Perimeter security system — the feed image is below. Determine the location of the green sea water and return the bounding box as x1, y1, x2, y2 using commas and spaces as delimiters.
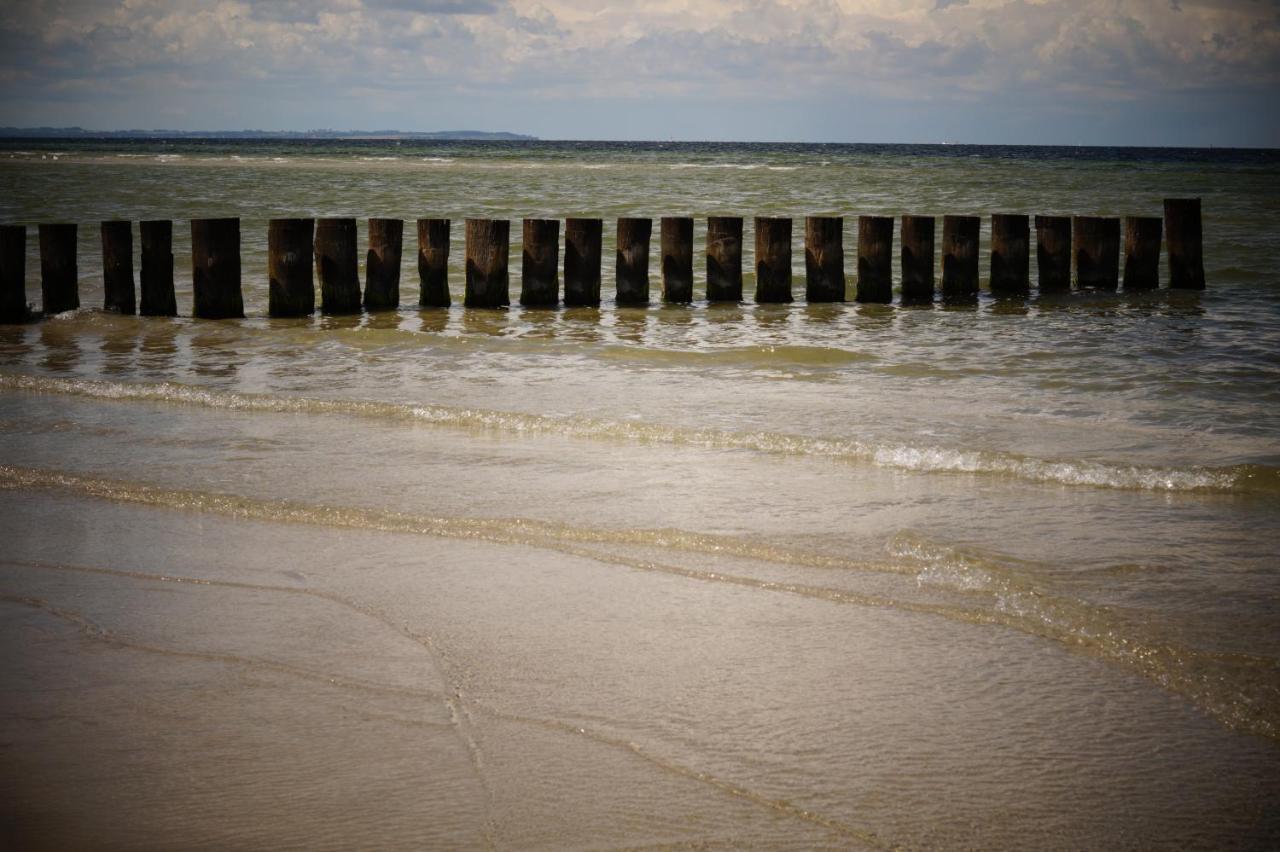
1, 139, 1278, 849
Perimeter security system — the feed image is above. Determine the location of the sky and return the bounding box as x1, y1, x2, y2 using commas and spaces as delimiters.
1, 0, 1277, 146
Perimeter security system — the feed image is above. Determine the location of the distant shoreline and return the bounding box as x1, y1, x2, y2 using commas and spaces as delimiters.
0, 127, 537, 141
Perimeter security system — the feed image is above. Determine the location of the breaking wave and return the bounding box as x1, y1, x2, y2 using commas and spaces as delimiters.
2, 373, 1276, 495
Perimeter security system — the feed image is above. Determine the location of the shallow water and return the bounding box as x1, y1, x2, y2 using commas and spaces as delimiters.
1, 140, 1278, 848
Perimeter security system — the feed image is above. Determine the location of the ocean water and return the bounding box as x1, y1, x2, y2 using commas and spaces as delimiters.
1, 139, 1279, 849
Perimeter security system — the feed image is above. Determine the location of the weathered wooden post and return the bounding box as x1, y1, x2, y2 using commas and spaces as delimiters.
805, 216, 843, 302
0, 225, 27, 323
900, 215, 935, 305
520, 218, 560, 306
191, 218, 242, 319
1164, 198, 1204, 290
139, 220, 176, 317
100, 220, 136, 315
941, 215, 979, 302
990, 214, 1030, 297
364, 218, 402, 311
268, 218, 315, 317
660, 216, 693, 303
616, 218, 652, 305
564, 218, 602, 307
754, 217, 792, 303
1035, 216, 1071, 293
464, 218, 510, 308
417, 219, 450, 307
1073, 216, 1120, 290
315, 217, 361, 314
706, 216, 743, 302
856, 216, 893, 303
39, 223, 79, 315
1123, 216, 1162, 291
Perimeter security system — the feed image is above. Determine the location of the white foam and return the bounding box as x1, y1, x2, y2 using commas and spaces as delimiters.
0, 374, 1253, 494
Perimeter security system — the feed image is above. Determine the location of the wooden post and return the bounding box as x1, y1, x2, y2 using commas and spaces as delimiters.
417, 219, 450, 308
941, 215, 979, 303
856, 216, 893, 303
805, 216, 843, 303
660, 216, 693, 304
1035, 215, 1071, 293
464, 218, 510, 308
315, 217, 361, 314
616, 218, 652, 306
900, 215, 935, 305
1164, 198, 1205, 290
564, 218, 602, 307
1073, 216, 1120, 290
706, 216, 743, 302
0, 225, 27, 323
1123, 216, 1162, 291
39, 223, 79, 315
190, 218, 242, 319
139, 220, 176, 317
520, 218, 560, 307
364, 218, 402, 311
268, 218, 315, 317
990, 214, 1030, 298
100, 220, 136, 315
754, 217, 792, 303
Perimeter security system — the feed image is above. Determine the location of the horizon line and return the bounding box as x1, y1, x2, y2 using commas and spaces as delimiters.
0, 129, 1276, 151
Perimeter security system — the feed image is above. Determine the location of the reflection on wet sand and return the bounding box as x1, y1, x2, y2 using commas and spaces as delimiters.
459, 307, 513, 338
189, 324, 244, 379
612, 307, 650, 344
415, 308, 451, 335
137, 320, 180, 374
98, 318, 139, 376
38, 321, 81, 373
0, 325, 33, 367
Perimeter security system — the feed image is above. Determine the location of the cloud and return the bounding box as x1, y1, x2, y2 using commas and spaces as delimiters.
361, 0, 503, 13
0, 0, 1276, 143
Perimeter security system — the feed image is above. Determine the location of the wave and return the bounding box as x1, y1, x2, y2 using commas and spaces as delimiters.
3, 373, 1274, 495
883, 532, 1280, 743
669, 163, 763, 170
0, 462, 898, 576
599, 344, 881, 369
2, 465, 1275, 743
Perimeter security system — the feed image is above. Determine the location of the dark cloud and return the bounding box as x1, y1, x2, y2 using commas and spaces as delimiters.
863, 29, 991, 79
246, 0, 501, 21
247, 2, 321, 23
361, 0, 502, 13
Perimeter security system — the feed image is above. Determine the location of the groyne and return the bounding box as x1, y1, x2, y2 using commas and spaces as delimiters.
0, 200, 1205, 323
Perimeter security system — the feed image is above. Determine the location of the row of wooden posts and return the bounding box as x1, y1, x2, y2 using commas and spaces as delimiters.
0, 199, 1205, 323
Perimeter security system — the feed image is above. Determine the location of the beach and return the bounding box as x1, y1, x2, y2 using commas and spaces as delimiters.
1, 140, 1278, 848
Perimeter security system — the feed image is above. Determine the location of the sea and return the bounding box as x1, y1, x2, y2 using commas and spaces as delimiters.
1, 139, 1278, 849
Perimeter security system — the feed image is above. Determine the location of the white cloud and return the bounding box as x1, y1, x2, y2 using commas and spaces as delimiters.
0, 0, 1276, 142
